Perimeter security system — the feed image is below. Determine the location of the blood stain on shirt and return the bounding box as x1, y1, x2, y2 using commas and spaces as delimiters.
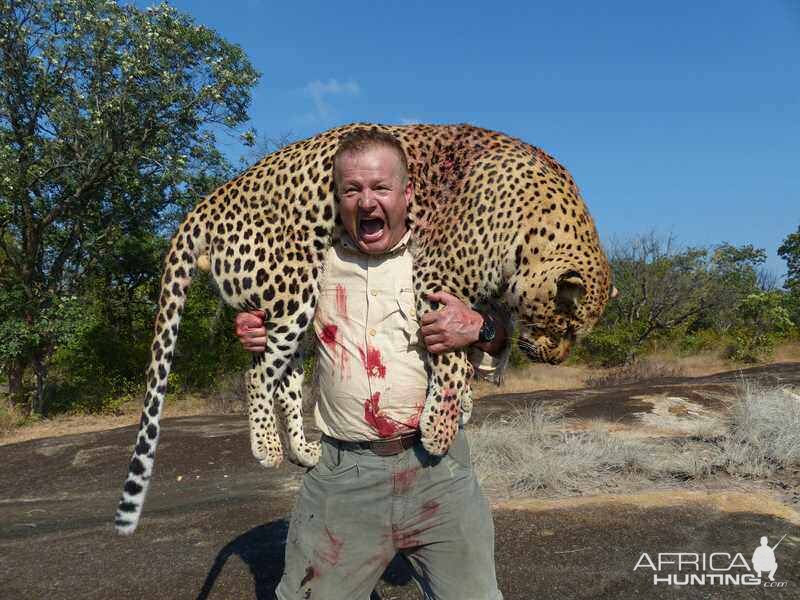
403, 401, 424, 429
319, 323, 350, 378
364, 392, 400, 437
335, 284, 348, 319
320, 324, 338, 349
359, 345, 387, 378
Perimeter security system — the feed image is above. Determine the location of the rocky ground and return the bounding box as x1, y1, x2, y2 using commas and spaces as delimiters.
1, 363, 799, 599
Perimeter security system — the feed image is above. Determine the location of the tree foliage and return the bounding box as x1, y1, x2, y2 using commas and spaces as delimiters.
778, 224, 800, 291
576, 232, 788, 366
0, 0, 259, 412
778, 224, 800, 326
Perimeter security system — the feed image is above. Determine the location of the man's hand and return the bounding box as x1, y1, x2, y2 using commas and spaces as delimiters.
420, 292, 483, 354
235, 310, 267, 353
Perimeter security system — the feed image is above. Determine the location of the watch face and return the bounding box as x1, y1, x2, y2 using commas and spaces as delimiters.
479, 316, 496, 343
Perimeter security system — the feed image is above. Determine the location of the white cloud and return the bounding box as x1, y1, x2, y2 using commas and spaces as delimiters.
303, 78, 361, 120
399, 117, 422, 125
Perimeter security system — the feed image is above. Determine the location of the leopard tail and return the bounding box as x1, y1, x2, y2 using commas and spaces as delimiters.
114, 224, 204, 535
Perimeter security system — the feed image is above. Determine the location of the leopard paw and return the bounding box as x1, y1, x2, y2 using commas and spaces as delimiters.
287, 440, 321, 467
251, 433, 284, 468
420, 385, 461, 456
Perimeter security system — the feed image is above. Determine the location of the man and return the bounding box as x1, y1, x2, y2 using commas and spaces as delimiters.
235, 129, 508, 600
752, 536, 778, 582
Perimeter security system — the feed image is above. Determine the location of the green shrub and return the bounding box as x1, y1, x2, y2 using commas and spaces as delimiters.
677, 328, 724, 355
724, 332, 779, 364
722, 292, 795, 363
574, 326, 638, 367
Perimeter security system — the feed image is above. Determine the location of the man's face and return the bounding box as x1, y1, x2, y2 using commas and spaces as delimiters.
335, 145, 412, 254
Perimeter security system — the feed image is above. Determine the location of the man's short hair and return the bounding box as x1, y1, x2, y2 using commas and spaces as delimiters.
333, 128, 409, 187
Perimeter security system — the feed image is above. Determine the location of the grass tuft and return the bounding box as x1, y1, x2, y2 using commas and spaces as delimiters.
470, 380, 800, 499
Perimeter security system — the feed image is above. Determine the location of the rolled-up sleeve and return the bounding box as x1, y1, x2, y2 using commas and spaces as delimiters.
467, 299, 515, 385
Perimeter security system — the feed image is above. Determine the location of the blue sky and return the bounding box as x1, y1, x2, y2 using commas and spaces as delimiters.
151, 0, 798, 280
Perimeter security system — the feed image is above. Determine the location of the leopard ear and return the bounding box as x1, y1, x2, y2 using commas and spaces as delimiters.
556, 271, 585, 315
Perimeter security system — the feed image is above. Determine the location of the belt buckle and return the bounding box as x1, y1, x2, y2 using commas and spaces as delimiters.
369, 433, 417, 457
370, 437, 403, 457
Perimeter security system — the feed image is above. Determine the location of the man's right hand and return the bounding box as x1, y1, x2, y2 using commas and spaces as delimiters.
235, 310, 267, 353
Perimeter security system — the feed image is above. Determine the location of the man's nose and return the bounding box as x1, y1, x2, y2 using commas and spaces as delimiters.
358, 190, 377, 209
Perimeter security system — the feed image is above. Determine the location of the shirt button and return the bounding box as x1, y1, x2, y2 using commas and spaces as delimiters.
369, 328, 377, 337
370, 289, 378, 296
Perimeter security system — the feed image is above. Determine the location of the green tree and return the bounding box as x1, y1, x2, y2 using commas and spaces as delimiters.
700, 242, 766, 331
595, 232, 712, 362
778, 225, 800, 290
727, 291, 794, 362
778, 224, 800, 327
578, 233, 772, 365
0, 0, 259, 413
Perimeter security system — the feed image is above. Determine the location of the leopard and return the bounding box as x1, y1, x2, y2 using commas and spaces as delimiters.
114, 123, 613, 535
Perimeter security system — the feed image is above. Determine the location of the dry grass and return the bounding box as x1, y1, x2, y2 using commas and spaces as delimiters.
473, 363, 594, 398
720, 379, 800, 476
206, 371, 249, 415
0, 400, 27, 437
469, 404, 727, 499
772, 341, 800, 363
584, 357, 685, 387
473, 342, 800, 398
0, 393, 209, 446
469, 379, 800, 500
650, 340, 800, 378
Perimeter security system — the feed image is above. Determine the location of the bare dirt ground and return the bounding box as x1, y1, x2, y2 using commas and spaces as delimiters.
2, 362, 799, 599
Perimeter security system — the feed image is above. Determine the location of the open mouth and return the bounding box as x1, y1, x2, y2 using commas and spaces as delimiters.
358, 216, 385, 242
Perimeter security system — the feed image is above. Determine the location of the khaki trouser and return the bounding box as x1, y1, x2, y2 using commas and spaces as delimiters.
275, 430, 503, 600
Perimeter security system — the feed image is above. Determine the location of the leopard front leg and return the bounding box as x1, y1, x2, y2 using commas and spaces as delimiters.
273, 347, 320, 467
419, 350, 475, 455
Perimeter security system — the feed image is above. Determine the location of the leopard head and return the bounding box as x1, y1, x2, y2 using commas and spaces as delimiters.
505, 244, 612, 365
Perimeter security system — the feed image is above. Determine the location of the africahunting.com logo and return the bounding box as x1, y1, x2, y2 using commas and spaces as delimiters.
633, 534, 788, 588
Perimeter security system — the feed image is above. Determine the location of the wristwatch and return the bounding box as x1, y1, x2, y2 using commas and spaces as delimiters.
477, 310, 496, 344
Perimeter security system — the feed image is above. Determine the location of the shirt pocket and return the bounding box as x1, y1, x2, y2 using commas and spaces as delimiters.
315, 284, 363, 331
395, 287, 421, 350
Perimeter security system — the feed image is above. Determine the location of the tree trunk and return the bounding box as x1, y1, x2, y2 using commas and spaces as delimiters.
30, 354, 47, 416
5, 358, 26, 405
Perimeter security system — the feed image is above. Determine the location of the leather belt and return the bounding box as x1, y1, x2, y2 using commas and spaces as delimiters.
323, 431, 421, 457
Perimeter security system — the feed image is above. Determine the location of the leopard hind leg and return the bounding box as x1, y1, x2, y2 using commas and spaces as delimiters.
273, 344, 320, 467
247, 302, 318, 467
247, 351, 286, 468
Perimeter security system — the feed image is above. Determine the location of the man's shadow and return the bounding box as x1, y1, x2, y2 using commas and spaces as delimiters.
197, 519, 414, 600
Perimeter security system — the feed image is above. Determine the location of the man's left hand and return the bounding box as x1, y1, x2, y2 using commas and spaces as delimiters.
420, 291, 483, 354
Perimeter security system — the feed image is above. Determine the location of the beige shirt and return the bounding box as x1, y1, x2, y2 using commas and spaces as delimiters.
312, 230, 507, 441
